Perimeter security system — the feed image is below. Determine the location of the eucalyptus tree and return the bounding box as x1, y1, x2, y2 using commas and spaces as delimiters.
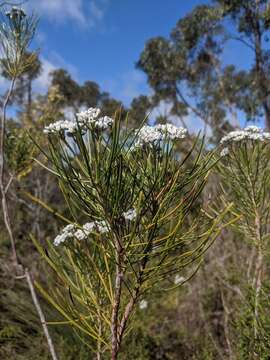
50, 69, 128, 121
35, 107, 233, 359
137, 0, 270, 139
129, 95, 152, 127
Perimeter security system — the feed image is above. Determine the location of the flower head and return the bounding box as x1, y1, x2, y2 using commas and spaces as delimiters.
95, 116, 114, 129
76, 107, 101, 126
220, 147, 229, 157
174, 274, 185, 285
123, 208, 137, 221
220, 125, 270, 145
134, 124, 187, 148
44, 108, 113, 135
53, 224, 76, 246
44, 120, 76, 135
53, 220, 110, 246
95, 220, 109, 234
139, 300, 148, 310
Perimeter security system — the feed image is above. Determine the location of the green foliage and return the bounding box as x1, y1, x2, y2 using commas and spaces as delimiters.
50, 69, 128, 121
0, 7, 38, 79
2, 2, 270, 359
34, 116, 230, 357
235, 285, 270, 359
0, 261, 91, 360
218, 136, 270, 357
137, 0, 270, 135
218, 140, 270, 244
5, 125, 37, 179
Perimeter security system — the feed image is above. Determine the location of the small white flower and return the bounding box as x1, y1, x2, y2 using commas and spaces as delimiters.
123, 208, 137, 221
245, 125, 261, 133
53, 219, 111, 246
220, 147, 229, 157
134, 124, 187, 148
83, 222, 96, 232
76, 108, 113, 130
44, 120, 77, 135
74, 229, 86, 240
248, 133, 264, 141
95, 116, 114, 129
76, 107, 101, 125
62, 224, 76, 233
95, 220, 109, 234
220, 130, 245, 144
53, 233, 68, 246
263, 132, 270, 140
139, 300, 148, 310
220, 125, 270, 145
74, 221, 109, 240
44, 108, 113, 135
53, 224, 76, 246
156, 124, 187, 140
174, 274, 185, 285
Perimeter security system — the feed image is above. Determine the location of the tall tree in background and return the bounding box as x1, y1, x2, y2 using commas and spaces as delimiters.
137, 0, 270, 140
50, 69, 128, 120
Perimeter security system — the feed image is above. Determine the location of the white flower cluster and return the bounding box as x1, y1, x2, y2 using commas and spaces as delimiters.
94, 220, 110, 234
123, 208, 137, 221
95, 116, 114, 129
134, 124, 187, 148
77, 108, 113, 130
139, 300, 148, 310
174, 274, 185, 285
53, 224, 76, 246
76, 107, 101, 124
220, 125, 270, 145
220, 147, 229, 157
73, 222, 95, 240
44, 108, 114, 135
53, 220, 109, 246
44, 120, 77, 135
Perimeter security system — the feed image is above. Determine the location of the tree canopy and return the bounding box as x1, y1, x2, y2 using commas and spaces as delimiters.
137, 0, 270, 141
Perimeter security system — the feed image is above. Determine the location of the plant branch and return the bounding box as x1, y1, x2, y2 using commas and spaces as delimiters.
0, 77, 58, 359
0, 78, 18, 264
252, 210, 263, 348
24, 269, 58, 360
175, 86, 212, 133
111, 238, 124, 360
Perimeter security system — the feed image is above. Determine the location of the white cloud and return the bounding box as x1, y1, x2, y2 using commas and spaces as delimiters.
26, 0, 84, 24
34, 57, 56, 93
89, 1, 104, 21
48, 52, 79, 80
25, 0, 108, 27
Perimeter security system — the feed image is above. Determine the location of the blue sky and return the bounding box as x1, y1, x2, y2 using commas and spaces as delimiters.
23, 0, 252, 105
2, 0, 255, 128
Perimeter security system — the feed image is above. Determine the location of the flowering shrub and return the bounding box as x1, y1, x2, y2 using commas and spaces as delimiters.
35, 108, 230, 359
218, 125, 270, 357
